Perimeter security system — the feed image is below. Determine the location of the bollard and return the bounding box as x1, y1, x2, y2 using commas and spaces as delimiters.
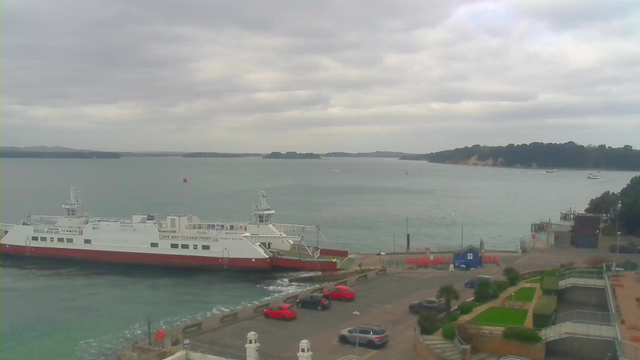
298, 339, 312, 360
246, 331, 259, 360
183, 338, 191, 360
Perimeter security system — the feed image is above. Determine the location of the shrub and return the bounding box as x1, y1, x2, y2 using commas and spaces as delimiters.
443, 311, 460, 324
541, 276, 559, 295
532, 295, 557, 328
457, 301, 475, 315
442, 322, 457, 340
418, 311, 441, 335
503, 267, 521, 286
622, 260, 639, 271
503, 327, 542, 343
475, 281, 499, 302
493, 280, 510, 293
540, 268, 561, 282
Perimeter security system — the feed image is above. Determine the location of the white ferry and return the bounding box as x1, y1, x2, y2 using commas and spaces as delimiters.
0, 188, 345, 271
587, 172, 601, 180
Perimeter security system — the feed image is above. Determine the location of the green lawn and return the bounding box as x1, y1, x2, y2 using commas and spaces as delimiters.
524, 277, 541, 284
472, 307, 529, 327
506, 287, 537, 302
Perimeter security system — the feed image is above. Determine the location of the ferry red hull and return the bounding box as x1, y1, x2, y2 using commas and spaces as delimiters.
0, 244, 271, 271
0, 244, 341, 271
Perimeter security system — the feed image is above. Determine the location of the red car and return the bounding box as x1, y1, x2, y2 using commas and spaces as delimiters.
323, 286, 356, 301
263, 304, 297, 320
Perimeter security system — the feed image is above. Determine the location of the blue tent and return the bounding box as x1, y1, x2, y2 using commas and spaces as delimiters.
452, 245, 483, 270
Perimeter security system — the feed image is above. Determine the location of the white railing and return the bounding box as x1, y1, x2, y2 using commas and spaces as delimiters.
272, 223, 319, 233
559, 277, 606, 288
554, 310, 612, 325
541, 321, 616, 341
603, 265, 640, 360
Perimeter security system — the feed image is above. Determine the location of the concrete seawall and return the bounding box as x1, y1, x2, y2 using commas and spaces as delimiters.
288, 267, 379, 283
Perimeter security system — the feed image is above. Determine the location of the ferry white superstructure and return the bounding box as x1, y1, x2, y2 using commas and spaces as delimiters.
0, 188, 343, 271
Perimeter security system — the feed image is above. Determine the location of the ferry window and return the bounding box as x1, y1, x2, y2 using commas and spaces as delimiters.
50, 237, 54, 241
84, 239, 91, 244
150, 243, 159, 248
40, 236, 47, 241
170, 218, 176, 228
32, 236, 38, 241
170, 244, 179, 249
202, 245, 211, 250
229, 225, 234, 230
59, 238, 66, 243
66, 238, 73, 243
180, 244, 189, 249
58, 237, 64, 242
193, 245, 198, 250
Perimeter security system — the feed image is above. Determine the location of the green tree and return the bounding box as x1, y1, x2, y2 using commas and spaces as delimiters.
474, 281, 499, 302
585, 191, 620, 217
437, 284, 460, 314
619, 176, 640, 236
503, 267, 521, 286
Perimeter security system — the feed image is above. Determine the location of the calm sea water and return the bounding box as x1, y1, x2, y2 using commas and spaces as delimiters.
1, 157, 637, 360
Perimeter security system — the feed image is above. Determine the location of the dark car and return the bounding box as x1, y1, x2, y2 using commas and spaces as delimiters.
296, 294, 331, 310
610, 243, 639, 254
338, 324, 389, 348
408, 299, 447, 314
464, 275, 493, 288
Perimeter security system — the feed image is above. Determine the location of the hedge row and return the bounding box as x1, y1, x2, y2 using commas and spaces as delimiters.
503, 327, 542, 343
532, 295, 557, 328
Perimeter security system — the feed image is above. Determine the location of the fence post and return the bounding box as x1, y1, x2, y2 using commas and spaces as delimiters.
298, 339, 312, 360
246, 331, 259, 360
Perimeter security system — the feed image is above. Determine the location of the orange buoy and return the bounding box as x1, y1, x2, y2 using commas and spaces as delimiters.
156, 329, 165, 340
183, 178, 188, 183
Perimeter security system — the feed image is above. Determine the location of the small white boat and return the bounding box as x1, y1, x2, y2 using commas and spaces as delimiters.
587, 172, 601, 180
545, 169, 558, 173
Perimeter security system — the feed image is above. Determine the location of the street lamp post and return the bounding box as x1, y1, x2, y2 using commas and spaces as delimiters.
453, 213, 464, 249
616, 201, 621, 262
353, 311, 360, 354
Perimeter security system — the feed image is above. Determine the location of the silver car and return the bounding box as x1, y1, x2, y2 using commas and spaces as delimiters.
338, 325, 389, 348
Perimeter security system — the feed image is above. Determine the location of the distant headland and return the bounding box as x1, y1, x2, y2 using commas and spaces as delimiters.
263, 152, 321, 159
401, 142, 640, 171
183, 152, 262, 158
0, 146, 120, 159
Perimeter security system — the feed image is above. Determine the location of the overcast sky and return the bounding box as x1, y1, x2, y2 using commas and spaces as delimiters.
2, 0, 639, 153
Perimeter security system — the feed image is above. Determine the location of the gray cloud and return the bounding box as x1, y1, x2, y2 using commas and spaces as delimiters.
1, 0, 639, 152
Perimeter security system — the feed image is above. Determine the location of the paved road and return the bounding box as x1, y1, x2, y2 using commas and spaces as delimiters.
191, 248, 639, 360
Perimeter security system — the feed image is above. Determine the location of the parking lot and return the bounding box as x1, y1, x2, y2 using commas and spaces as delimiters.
191, 248, 636, 359
192, 268, 496, 359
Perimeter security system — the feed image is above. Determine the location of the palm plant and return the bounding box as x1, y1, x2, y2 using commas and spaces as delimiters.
437, 284, 460, 314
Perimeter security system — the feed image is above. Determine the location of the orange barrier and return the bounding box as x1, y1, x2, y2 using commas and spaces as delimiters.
483, 256, 501, 265
405, 257, 451, 267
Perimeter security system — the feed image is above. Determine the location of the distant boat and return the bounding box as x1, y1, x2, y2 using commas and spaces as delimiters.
406, 171, 409, 175
587, 172, 601, 180
545, 169, 558, 173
